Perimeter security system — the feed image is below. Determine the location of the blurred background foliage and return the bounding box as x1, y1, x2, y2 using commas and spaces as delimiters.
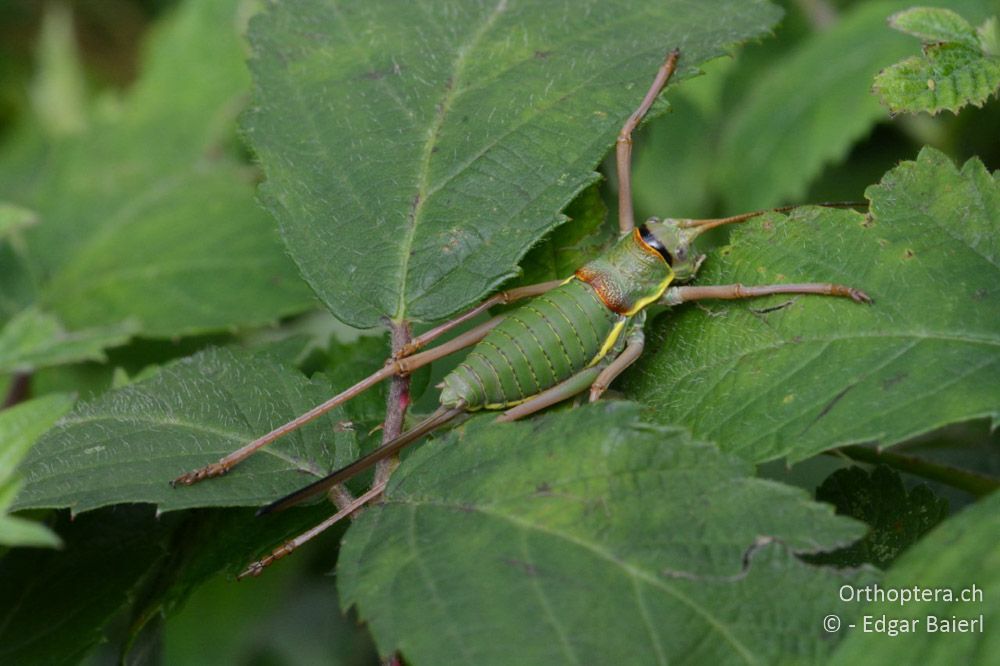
0, 0, 997, 664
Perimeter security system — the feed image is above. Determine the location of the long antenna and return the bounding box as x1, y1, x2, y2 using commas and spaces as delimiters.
680, 201, 867, 235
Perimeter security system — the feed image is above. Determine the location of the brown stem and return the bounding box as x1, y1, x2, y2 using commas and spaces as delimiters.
2, 372, 31, 410
328, 321, 412, 511
375, 320, 412, 486
326, 480, 357, 511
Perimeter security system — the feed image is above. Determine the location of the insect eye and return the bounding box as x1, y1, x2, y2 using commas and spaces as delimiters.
675, 247, 687, 262
638, 223, 673, 265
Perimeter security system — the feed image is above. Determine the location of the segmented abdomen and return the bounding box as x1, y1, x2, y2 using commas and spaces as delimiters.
441, 279, 620, 410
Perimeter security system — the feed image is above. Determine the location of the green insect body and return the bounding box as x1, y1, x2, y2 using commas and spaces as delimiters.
440, 225, 675, 410
170, 50, 873, 579
440, 279, 619, 410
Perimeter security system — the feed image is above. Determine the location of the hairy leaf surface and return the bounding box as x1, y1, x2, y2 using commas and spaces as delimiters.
628, 148, 1000, 463
245, 0, 782, 328
875, 8, 1000, 115
890, 6, 984, 47
13, 348, 358, 512
339, 403, 872, 665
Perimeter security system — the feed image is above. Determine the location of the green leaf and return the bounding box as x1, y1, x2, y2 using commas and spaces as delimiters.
339, 402, 873, 665
628, 147, 1000, 463
0, 507, 169, 666
829, 490, 1000, 666
0, 202, 37, 239
889, 7, 981, 48
1, 0, 314, 338
119, 503, 350, 660
875, 8, 1000, 115
980, 16, 1000, 56
0, 503, 337, 665
806, 465, 949, 569
12, 348, 359, 513
0, 393, 74, 548
0, 206, 38, 325
632, 73, 723, 218
245, 0, 783, 328
0, 243, 36, 323
713, 0, 985, 210
509, 183, 615, 287
162, 557, 377, 666
874, 44, 1000, 115
0, 307, 136, 374
323, 336, 390, 441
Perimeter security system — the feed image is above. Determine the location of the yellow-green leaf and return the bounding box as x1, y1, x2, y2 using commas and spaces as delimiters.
875, 8, 1000, 115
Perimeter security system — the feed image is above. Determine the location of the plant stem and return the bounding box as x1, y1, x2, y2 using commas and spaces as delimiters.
377, 323, 412, 666
374, 320, 412, 487
835, 445, 1000, 498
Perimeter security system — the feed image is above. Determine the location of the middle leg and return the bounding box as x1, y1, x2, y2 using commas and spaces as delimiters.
589, 326, 645, 402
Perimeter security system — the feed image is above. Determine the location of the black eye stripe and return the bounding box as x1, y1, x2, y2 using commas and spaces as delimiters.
639, 224, 673, 265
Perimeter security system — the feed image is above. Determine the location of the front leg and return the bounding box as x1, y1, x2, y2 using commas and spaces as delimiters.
616, 49, 681, 234
660, 282, 872, 306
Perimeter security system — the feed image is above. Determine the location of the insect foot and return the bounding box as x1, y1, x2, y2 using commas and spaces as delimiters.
846, 287, 874, 304
237, 541, 296, 581
170, 462, 229, 487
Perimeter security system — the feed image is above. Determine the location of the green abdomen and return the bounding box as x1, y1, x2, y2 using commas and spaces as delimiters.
440, 279, 620, 410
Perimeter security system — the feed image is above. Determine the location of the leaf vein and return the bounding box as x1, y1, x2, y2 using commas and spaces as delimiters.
396, 0, 510, 319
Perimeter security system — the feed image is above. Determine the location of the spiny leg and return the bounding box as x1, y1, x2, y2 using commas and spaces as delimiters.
238, 481, 387, 580
495, 366, 603, 423
171, 315, 504, 487
617, 48, 681, 234
661, 282, 873, 306
589, 326, 645, 402
398, 280, 563, 357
